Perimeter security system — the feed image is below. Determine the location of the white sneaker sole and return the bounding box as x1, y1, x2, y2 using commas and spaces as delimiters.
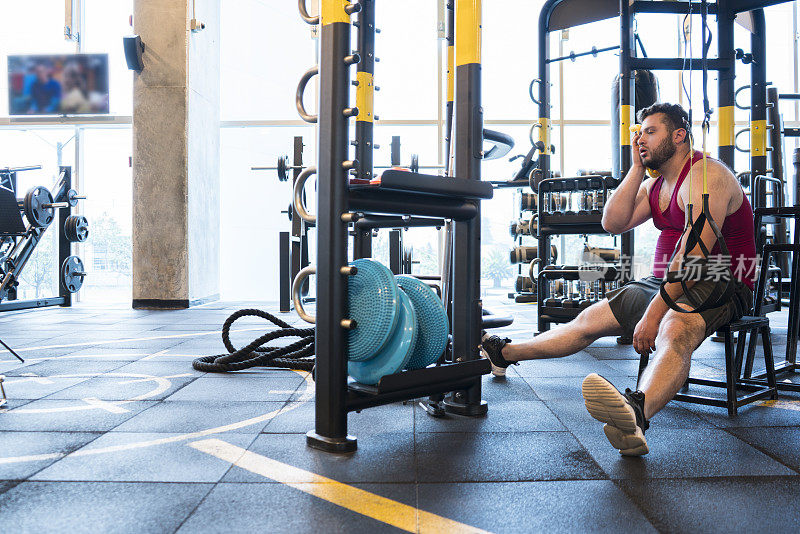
582, 373, 649, 456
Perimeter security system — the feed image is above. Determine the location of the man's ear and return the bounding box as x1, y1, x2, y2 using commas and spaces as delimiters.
674, 128, 687, 144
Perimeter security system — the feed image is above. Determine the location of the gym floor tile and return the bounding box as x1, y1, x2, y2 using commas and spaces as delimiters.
683, 398, 800, 428
221, 433, 417, 484
413, 399, 565, 433
574, 425, 796, 480
112, 400, 286, 434
0, 481, 212, 534
263, 399, 414, 435
727, 426, 800, 472
165, 373, 307, 402
525, 375, 633, 400
2, 374, 97, 400
177, 482, 414, 534
414, 431, 606, 482
478, 373, 541, 401
31, 432, 259, 483
417, 480, 656, 533
617, 476, 800, 533
512, 358, 626, 378
44, 373, 199, 401
583, 346, 643, 360
1, 358, 129, 377
111, 359, 206, 376
0, 399, 157, 432
0, 431, 101, 480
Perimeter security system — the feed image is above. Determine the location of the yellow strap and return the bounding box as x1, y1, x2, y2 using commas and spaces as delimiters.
620, 105, 633, 146
355, 71, 374, 122
718, 106, 734, 146
538, 118, 551, 155
321, 0, 350, 25
447, 45, 454, 102
455, 0, 481, 66
702, 123, 708, 195
750, 119, 767, 156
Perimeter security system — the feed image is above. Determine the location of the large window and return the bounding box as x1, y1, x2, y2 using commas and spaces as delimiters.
0, 1, 134, 304
221, 1, 799, 302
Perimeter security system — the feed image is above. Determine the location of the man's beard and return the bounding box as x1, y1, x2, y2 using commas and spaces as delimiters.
643, 137, 677, 170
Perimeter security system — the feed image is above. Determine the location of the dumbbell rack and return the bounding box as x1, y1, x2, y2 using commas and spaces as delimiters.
0, 166, 84, 312
535, 175, 626, 332
296, 0, 490, 453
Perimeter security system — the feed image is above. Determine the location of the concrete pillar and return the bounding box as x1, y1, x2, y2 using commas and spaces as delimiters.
132, 0, 220, 308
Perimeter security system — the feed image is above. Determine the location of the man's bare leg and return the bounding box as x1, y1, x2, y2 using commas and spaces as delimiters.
502, 299, 626, 362
638, 308, 706, 419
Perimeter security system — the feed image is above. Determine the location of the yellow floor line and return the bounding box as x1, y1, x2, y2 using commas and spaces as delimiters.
758, 399, 800, 412
190, 438, 491, 534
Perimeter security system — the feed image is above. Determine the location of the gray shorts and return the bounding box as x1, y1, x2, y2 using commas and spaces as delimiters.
606, 276, 753, 339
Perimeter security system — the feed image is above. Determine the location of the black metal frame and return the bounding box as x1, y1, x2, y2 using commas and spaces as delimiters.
279, 137, 310, 313
303, 0, 489, 454
744, 206, 800, 390
0, 166, 77, 312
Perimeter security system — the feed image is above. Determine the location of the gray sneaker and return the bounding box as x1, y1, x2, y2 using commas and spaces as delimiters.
582, 373, 650, 456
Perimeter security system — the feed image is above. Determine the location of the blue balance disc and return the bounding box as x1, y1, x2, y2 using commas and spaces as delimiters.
347, 258, 399, 362
396, 275, 449, 370
348, 288, 418, 385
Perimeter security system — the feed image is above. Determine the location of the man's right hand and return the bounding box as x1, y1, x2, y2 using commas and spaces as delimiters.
631, 130, 645, 171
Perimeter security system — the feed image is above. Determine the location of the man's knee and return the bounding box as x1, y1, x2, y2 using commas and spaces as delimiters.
658, 309, 706, 348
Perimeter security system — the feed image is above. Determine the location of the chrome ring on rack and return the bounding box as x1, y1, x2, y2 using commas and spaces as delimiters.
292, 266, 316, 324
293, 167, 317, 224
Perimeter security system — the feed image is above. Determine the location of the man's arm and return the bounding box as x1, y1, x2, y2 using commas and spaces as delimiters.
632, 160, 732, 354
645, 160, 733, 320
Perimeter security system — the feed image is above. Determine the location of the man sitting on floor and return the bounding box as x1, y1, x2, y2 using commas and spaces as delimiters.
482, 103, 757, 455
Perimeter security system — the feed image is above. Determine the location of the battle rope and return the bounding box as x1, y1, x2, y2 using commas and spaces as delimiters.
192, 309, 315, 373
658, 0, 739, 316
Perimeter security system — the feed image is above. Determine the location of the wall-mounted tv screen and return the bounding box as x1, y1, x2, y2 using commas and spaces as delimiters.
8, 54, 109, 115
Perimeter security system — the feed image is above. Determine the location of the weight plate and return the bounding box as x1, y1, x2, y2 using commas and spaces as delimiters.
347, 258, 400, 362
277, 155, 289, 182
23, 187, 54, 227
60, 255, 86, 293
67, 189, 80, 207
64, 215, 90, 242
348, 288, 417, 385
396, 276, 448, 370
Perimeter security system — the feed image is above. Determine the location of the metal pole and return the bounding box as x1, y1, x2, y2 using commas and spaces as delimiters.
307, 0, 358, 453
445, 0, 487, 416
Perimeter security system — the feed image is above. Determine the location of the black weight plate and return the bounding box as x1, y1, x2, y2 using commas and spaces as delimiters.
64, 215, 90, 242
23, 187, 54, 227
60, 255, 85, 293
277, 155, 289, 182
67, 189, 80, 207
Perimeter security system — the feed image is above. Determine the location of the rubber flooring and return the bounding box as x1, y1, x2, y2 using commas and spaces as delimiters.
0, 298, 799, 533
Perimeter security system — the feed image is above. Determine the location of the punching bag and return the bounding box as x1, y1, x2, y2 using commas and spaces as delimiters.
611, 70, 659, 179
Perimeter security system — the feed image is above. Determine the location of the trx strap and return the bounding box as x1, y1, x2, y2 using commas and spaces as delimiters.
657, 0, 740, 316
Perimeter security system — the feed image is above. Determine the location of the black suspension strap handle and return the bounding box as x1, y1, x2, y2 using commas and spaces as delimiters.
658, 192, 737, 315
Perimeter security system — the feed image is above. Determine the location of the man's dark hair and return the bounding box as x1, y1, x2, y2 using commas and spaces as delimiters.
637, 102, 691, 144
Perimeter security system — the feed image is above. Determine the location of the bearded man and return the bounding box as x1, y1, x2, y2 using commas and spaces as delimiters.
481, 103, 756, 455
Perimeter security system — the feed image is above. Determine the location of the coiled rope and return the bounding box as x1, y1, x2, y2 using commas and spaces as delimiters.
192, 309, 315, 372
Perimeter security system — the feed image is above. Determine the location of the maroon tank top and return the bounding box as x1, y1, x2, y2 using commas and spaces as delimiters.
649, 151, 757, 289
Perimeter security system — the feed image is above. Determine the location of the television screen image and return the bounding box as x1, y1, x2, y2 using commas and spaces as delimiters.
8, 54, 110, 115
